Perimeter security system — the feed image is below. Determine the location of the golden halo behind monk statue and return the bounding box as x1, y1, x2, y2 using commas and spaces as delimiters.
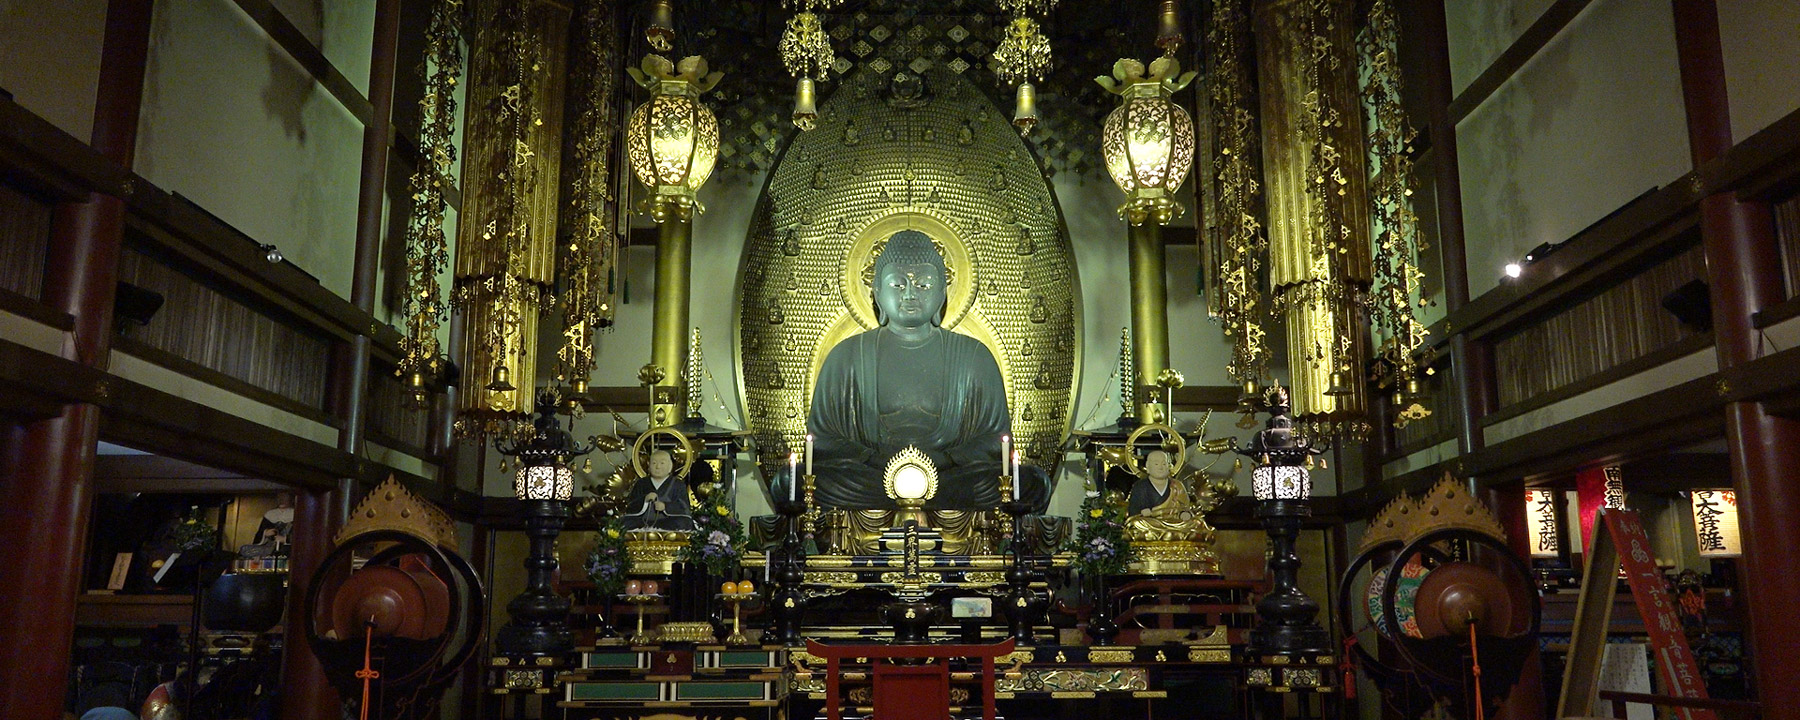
840, 208, 976, 331
630, 426, 697, 479
1123, 422, 1187, 477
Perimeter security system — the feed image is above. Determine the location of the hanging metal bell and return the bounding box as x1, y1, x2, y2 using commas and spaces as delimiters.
645, 0, 675, 52
1155, 0, 1182, 53
1012, 82, 1038, 136
1405, 377, 1427, 399
1324, 371, 1353, 397
793, 76, 818, 131
487, 363, 516, 393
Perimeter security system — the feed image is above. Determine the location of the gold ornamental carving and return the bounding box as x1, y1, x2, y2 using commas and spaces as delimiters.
737, 69, 1079, 472
338, 477, 458, 549
995, 668, 1148, 693
1087, 649, 1134, 664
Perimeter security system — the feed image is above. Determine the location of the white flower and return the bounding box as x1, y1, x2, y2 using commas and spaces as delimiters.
707, 530, 731, 546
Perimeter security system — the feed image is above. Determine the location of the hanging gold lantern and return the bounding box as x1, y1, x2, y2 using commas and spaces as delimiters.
625, 54, 721, 222
1097, 56, 1198, 226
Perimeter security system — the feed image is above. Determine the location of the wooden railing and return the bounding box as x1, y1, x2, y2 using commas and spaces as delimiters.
1596, 690, 1759, 719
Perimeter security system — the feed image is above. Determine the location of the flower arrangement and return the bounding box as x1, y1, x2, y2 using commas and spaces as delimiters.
170, 507, 218, 553
1064, 488, 1133, 578
679, 500, 746, 577
585, 515, 630, 597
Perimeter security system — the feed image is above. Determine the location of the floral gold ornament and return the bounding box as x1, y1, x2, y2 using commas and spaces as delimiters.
1205, 0, 1271, 397
778, 2, 837, 130
1098, 57, 1198, 226
625, 54, 722, 222
396, 0, 463, 406
1360, 0, 1432, 428
556, 0, 622, 399
992, 15, 1052, 136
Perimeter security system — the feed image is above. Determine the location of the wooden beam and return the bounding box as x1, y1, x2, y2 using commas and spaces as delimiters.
0, 97, 131, 202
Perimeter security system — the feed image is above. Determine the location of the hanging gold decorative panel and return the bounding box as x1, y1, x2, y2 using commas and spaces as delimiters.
736, 68, 1079, 473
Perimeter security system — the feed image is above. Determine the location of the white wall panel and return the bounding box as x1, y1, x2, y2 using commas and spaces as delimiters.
1717, 0, 1800, 143
1444, 0, 1557, 95
135, 0, 363, 299
1457, 0, 1690, 300
0, 0, 108, 142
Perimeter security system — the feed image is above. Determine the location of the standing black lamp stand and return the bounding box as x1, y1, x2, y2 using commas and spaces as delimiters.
1235, 387, 1332, 658
494, 392, 597, 658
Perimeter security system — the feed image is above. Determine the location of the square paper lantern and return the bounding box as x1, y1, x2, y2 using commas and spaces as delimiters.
515, 463, 574, 502
1690, 489, 1741, 558
1252, 465, 1311, 501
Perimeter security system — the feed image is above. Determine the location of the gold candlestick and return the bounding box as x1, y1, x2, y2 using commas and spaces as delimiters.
801, 473, 819, 538
717, 592, 757, 646
622, 593, 660, 646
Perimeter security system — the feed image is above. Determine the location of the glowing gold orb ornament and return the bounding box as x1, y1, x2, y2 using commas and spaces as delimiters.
1097, 56, 1198, 226
625, 54, 723, 222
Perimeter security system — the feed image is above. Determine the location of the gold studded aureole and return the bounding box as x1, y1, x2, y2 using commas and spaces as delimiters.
337, 477, 458, 549
1410, 474, 1506, 544
1356, 494, 1420, 554
737, 68, 1079, 470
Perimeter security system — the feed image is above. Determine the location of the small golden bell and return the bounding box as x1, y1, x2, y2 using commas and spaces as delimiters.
486, 364, 516, 392
793, 76, 818, 131
1406, 377, 1426, 399
644, 0, 674, 51
1324, 371, 1353, 397
1012, 82, 1038, 136
1155, 0, 1183, 53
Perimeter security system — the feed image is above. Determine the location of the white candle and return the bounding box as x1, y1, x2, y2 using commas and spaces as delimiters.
1012, 450, 1022, 500
805, 434, 814, 477
788, 452, 799, 501
1001, 435, 1011, 474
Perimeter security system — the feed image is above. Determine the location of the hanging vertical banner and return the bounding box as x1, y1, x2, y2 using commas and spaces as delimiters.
1576, 466, 1608, 554
1603, 466, 1627, 509
1603, 509, 1716, 720
1690, 489, 1742, 558
1526, 489, 1561, 558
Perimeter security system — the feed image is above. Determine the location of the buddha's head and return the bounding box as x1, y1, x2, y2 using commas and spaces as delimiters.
1145, 450, 1173, 482
647, 450, 674, 480
872, 230, 948, 329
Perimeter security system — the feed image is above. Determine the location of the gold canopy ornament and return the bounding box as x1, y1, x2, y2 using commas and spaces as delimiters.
338, 477, 458, 549
1204, 0, 1271, 398
1098, 57, 1198, 225
555, 0, 623, 399
778, 0, 840, 130
625, 54, 722, 222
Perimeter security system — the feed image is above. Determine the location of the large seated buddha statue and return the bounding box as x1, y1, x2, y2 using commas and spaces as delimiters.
807, 230, 1050, 512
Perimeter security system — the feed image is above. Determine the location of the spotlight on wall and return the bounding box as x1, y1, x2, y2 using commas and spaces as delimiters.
261, 244, 283, 263
1503, 262, 1522, 279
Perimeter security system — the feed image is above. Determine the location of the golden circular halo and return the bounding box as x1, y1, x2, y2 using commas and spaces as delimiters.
841, 208, 976, 331
1123, 422, 1186, 478
882, 445, 940, 502
631, 426, 698, 479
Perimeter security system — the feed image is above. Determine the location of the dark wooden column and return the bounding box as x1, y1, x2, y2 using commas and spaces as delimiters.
278, 1, 402, 718
0, 1, 151, 717
1671, 0, 1800, 710
1415, 0, 1497, 459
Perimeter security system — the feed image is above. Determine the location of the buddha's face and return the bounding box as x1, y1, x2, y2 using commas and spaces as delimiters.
648, 451, 673, 479
1146, 450, 1173, 481
875, 263, 945, 328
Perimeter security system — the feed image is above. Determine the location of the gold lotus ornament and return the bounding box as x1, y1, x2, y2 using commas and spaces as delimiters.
625, 54, 723, 222
1097, 57, 1198, 226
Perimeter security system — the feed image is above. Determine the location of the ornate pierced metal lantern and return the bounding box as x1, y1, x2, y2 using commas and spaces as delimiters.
1098, 57, 1197, 226
626, 54, 722, 222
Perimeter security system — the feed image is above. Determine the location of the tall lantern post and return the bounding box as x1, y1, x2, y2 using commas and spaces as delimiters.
626, 54, 721, 427
1099, 57, 1197, 424
1236, 387, 1331, 659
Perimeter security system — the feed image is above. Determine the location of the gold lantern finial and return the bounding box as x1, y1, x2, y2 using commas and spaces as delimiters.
626, 54, 723, 222
1097, 56, 1198, 226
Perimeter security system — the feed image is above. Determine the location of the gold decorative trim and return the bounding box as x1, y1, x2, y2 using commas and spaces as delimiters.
1087, 649, 1134, 664
803, 571, 860, 585
656, 621, 716, 643
965, 571, 1006, 585
1188, 648, 1231, 663
1411, 473, 1506, 544
878, 571, 942, 585
1127, 540, 1221, 575
625, 532, 688, 574
1357, 494, 1419, 553
337, 477, 457, 548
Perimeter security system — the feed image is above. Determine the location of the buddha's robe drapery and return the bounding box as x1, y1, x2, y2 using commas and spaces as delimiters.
807, 328, 1048, 511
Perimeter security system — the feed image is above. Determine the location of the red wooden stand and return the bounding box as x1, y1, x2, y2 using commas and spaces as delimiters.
804, 638, 1015, 720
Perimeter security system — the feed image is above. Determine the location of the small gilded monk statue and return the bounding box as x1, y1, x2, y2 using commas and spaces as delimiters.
1124, 449, 1220, 543
807, 230, 1049, 511
622, 450, 700, 532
